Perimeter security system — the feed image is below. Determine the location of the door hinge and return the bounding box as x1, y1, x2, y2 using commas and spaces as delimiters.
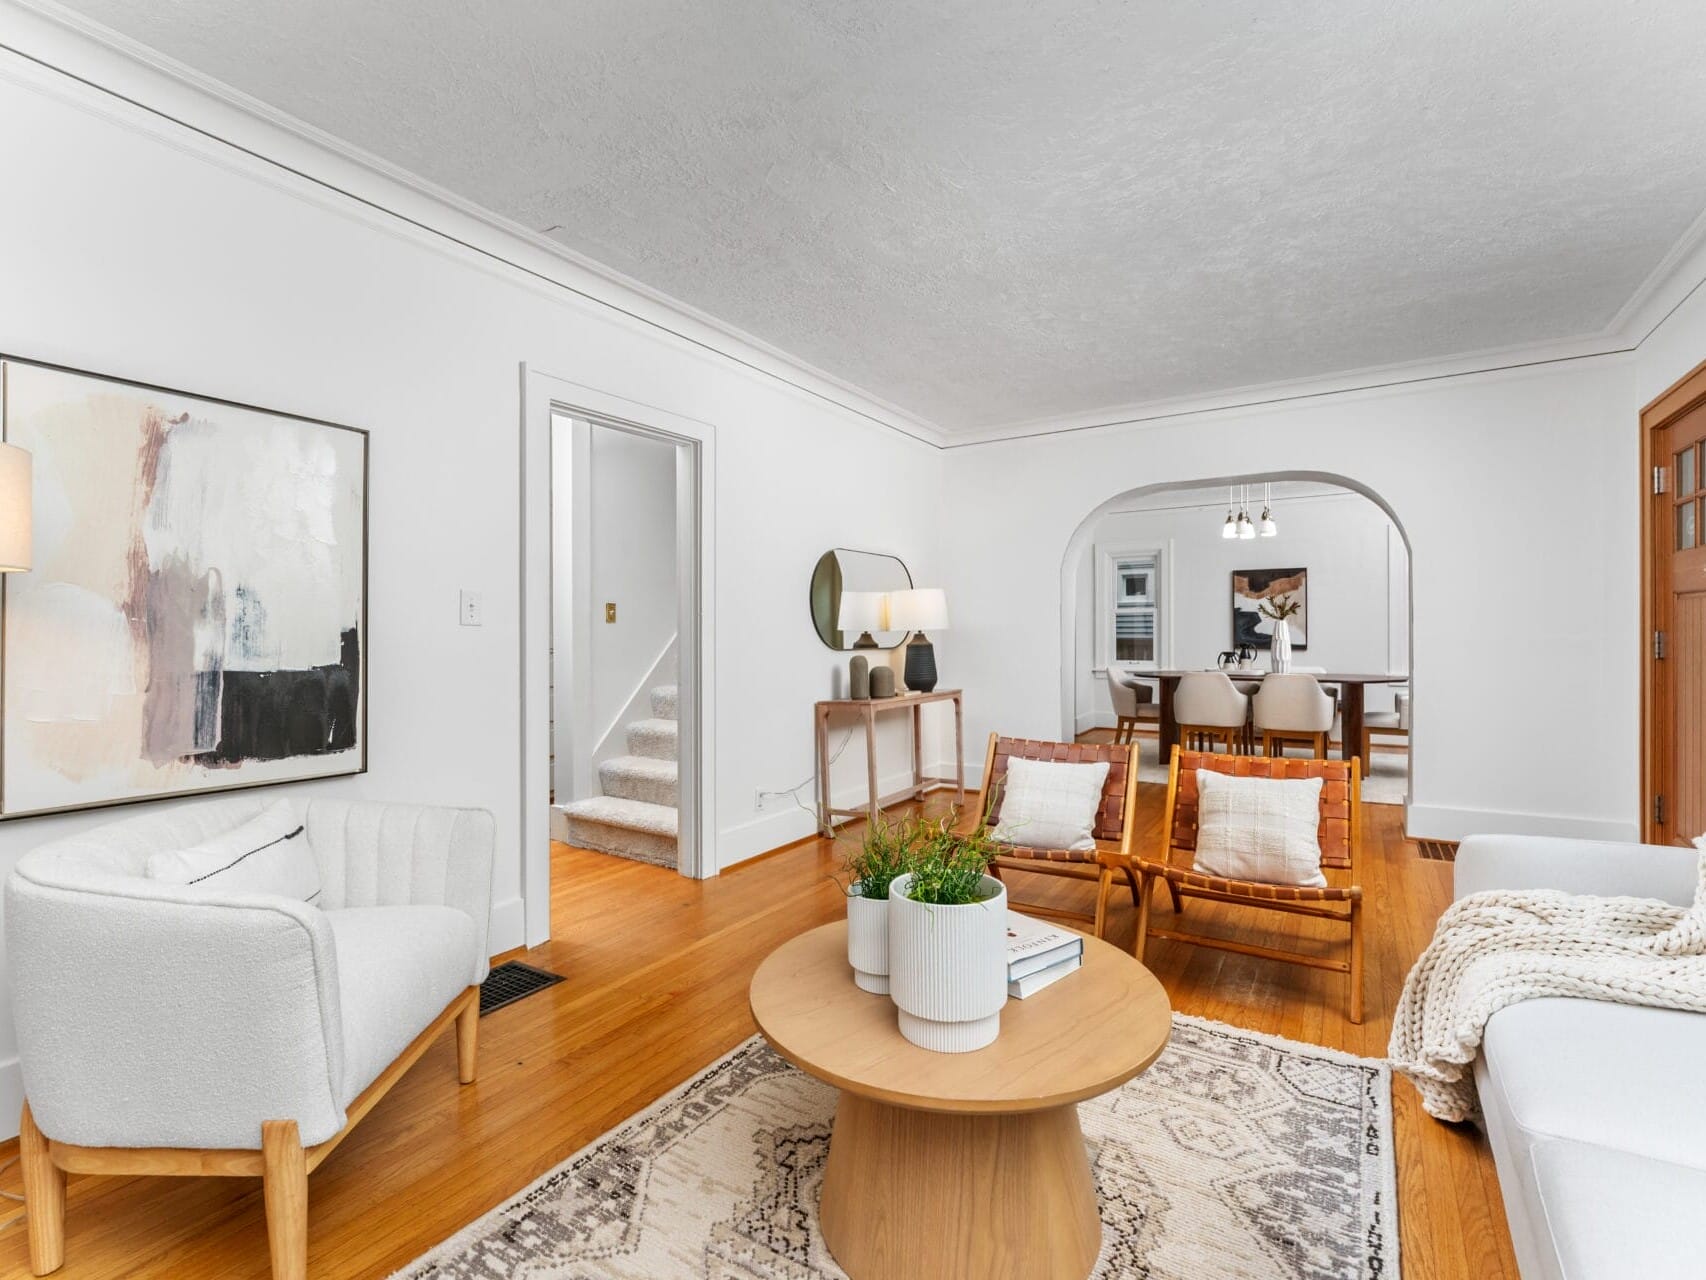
1654, 629, 1667, 660
1654, 465, 1670, 495
1655, 794, 1666, 827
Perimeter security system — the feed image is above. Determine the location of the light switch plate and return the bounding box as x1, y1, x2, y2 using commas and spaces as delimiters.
460, 590, 483, 627
605, 602, 617, 623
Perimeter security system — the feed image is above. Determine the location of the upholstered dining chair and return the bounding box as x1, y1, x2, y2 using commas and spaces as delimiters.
1105, 671, 1157, 745
1361, 688, 1409, 765
974, 733, 1142, 940
1252, 673, 1335, 758
1134, 746, 1366, 1023
1173, 671, 1250, 754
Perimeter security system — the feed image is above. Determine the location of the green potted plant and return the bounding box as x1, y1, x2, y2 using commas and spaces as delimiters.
841, 814, 917, 994
887, 818, 1008, 1052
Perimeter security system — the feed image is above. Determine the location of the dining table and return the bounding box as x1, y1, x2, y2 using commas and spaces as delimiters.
1141, 669, 1409, 763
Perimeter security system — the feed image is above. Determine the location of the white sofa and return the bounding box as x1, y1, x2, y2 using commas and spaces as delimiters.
4, 793, 495, 1280
1456, 835, 1703, 1280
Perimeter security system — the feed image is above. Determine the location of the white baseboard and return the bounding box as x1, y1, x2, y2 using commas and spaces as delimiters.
1405, 803, 1639, 844
487, 894, 527, 955
0, 1055, 19, 1142
1075, 711, 1114, 733
718, 762, 971, 869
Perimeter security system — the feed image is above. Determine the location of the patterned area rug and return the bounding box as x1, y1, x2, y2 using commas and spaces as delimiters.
396, 1015, 1398, 1280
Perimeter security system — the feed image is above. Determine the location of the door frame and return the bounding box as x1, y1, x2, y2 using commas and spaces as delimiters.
520, 366, 718, 947
1639, 353, 1706, 844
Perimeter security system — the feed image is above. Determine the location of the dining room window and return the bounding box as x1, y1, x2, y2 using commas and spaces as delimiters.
1113, 555, 1158, 662
1096, 546, 1165, 670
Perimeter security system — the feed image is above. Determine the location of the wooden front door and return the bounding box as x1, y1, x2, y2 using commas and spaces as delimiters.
1644, 359, 1706, 843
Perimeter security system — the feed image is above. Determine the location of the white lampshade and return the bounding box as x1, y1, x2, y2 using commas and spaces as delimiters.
0, 444, 31, 572
837, 589, 888, 633
887, 587, 949, 633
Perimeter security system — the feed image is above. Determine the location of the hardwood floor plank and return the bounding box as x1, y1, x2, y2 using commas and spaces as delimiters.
0, 785, 1517, 1279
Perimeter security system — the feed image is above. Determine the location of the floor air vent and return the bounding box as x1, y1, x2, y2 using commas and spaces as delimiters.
480, 961, 566, 1016
1417, 839, 1459, 862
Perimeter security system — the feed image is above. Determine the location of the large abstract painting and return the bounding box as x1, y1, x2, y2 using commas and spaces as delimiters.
0, 358, 366, 817
1231, 566, 1308, 651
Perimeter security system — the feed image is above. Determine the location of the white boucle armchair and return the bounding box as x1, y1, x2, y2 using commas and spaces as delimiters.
4, 793, 496, 1280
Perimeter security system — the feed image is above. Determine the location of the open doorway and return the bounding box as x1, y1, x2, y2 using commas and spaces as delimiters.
549, 411, 702, 878
1063, 475, 1413, 808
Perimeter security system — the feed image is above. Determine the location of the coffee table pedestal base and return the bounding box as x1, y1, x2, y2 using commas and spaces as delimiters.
818, 1091, 1101, 1280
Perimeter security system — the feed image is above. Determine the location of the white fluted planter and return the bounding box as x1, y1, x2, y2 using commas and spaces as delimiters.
887, 873, 1008, 1053
846, 887, 890, 994
1272, 619, 1293, 672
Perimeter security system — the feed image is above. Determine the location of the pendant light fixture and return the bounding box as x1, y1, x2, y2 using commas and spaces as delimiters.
1259, 482, 1278, 537
1221, 485, 1238, 539
1237, 483, 1256, 539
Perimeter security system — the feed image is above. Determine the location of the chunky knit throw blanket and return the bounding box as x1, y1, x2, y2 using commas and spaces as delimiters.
1389, 851, 1706, 1122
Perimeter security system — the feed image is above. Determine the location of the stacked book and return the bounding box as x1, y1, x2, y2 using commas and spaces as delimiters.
1004, 911, 1085, 998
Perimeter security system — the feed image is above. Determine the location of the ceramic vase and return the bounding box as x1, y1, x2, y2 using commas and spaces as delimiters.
848, 654, 870, 700
869, 665, 897, 698
846, 885, 890, 993
1272, 619, 1293, 672
887, 872, 1008, 1052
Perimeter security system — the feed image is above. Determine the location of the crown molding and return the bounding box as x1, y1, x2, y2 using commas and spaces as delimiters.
941, 332, 1633, 448
0, 0, 949, 450
1618, 201, 1706, 349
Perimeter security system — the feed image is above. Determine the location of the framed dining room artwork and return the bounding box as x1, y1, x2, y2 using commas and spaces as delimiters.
1231, 566, 1308, 651
0, 355, 368, 818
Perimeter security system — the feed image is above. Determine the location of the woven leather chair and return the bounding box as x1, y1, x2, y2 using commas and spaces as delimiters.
975, 734, 1142, 939
1134, 746, 1366, 1023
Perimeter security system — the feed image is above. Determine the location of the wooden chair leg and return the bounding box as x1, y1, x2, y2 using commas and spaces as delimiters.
1348, 898, 1365, 1025
1122, 864, 1142, 907
261, 1120, 308, 1280
1092, 864, 1114, 939
456, 989, 479, 1085
1166, 877, 1183, 914
1133, 872, 1154, 960
1315, 732, 1328, 760
19, 1103, 64, 1277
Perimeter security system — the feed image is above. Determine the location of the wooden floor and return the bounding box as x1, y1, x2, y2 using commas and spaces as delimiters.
0, 784, 1515, 1280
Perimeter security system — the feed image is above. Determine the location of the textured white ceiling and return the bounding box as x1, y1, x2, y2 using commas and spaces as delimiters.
48, 0, 1706, 434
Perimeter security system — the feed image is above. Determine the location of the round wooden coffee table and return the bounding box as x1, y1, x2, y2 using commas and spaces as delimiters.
749, 920, 1171, 1280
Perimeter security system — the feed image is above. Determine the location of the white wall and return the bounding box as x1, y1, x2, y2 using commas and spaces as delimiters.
588, 424, 679, 749
1073, 490, 1408, 729
937, 357, 1641, 846
0, 19, 942, 1136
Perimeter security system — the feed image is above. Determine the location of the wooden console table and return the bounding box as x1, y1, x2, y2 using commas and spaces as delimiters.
815, 688, 965, 835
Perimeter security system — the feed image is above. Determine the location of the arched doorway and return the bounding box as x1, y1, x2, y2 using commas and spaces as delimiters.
1058, 471, 1415, 807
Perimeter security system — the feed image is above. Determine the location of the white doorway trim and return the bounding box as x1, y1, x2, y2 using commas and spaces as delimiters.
521, 367, 718, 947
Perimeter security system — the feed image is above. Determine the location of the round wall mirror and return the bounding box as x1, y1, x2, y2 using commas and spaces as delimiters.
810, 548, 913, 650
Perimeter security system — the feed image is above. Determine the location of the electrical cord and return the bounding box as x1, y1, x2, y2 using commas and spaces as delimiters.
755, 728, 857, 822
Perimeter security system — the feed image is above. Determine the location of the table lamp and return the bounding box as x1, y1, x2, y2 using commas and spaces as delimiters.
837, 590, 886, 650
887, 588, 948, 693
0, 443, 32, 573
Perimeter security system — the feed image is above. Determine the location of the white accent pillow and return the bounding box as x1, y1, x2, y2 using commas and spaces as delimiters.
990, 757, 1110, 852
145, 799, 321, 903
1192, 770, 1326, 888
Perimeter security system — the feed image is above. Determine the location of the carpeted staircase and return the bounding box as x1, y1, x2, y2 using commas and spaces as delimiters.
560, 684, 679, 867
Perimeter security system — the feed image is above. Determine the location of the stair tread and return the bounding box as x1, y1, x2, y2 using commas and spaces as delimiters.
600, 754, 678, 779
559, 796, 678, 837
629, 718, 678, 734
